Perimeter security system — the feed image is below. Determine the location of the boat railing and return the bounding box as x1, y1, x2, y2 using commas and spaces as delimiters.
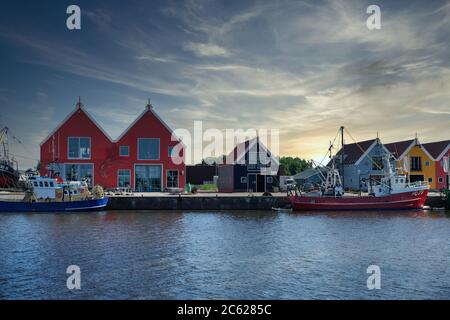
406, 181, 429, 188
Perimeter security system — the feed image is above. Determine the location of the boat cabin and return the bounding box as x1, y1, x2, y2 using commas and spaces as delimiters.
27, 176, 89, 200
27, 176, 59, 199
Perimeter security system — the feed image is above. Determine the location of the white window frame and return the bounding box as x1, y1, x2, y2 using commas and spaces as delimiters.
134, 164, 163, 192
137, 138, 160, 160
267, 176, 273, 183
63, 162, 95, 186
166, 169, 179, 188
119, 145, 129, 157
67, 136, 91, 160
117, 169, 131, 188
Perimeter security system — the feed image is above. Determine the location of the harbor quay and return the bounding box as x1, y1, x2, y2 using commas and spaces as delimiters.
105, 192, 446, 211
107, 192, 288, 211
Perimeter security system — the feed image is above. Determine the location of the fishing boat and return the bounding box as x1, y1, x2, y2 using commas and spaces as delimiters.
0, 127, 19, 188
0, 175, 108, 212
288, 127, 429, 211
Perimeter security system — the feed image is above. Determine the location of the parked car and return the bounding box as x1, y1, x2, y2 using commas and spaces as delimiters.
284, 178, 296, 191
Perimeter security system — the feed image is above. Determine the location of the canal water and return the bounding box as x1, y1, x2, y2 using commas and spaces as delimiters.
1, 210, 449, 299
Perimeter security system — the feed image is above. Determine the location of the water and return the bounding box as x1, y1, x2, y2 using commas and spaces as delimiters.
0, 210, 450, 300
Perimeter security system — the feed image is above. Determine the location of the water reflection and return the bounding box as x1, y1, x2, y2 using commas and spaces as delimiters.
0, 210, 449, 299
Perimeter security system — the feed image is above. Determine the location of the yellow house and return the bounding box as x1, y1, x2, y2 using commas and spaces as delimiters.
387, 139, 436, 189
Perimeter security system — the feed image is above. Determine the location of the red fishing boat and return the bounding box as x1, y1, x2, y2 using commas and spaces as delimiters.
288, 127, 429, 211
288, 189, 428, 211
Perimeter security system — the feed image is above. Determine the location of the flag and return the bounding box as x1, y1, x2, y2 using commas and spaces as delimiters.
443, 156, 449, 173
403, 156, 409, 173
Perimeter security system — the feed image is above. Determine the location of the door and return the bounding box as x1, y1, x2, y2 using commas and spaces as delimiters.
166, 170, 179, 188
135, 165, 162, 192
257, 174, 266, 192
247, 174, 257, 192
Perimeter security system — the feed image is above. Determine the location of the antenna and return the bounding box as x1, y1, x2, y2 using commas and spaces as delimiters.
76, 96, 83, 109
146, 98, 153, 110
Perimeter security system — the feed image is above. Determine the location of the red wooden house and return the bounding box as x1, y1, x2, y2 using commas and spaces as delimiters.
40, 100, 185, 191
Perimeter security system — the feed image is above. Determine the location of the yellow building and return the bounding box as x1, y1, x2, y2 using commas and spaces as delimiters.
387, 139, 436, 189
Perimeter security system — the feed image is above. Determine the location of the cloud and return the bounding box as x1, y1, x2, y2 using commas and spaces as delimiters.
0, 0, 449, 164
183, 42, 231, 57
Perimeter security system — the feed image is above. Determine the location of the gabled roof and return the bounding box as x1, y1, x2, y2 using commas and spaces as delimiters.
384, 139, 416, 160
41, 102, 185, 147
293, 167, 324, 180
114, 103, 185, 146
227, 137, 280, 166
421, 140, 450, 161
40, 103, 113, 146
334, 139, 377, 165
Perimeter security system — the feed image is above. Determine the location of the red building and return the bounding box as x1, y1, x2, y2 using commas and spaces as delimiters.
40, 100, 185, 191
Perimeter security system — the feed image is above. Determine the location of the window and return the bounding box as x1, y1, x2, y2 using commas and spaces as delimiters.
425, 161, 430, 167
33, 181, 38, 187
135, 165, 162, 192
267, 176, 273, 183
428, 177, 433, 183
49, 181, 54, 187
39, 181, 43, 187
411, 156, 422, 171
168, 146, 176, 157
64, 164, 94, 187
119, 146, 129, 157
118, 169, 131, 188
138, 138, 159, 160
438, 177, 443, 183
241, 176, 247, 184
371, 156, 384, 170
68, 137, 91, 159
44, 181, 49, 187
166, 170, 179, 188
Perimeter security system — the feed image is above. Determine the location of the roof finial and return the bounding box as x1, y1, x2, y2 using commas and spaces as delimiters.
146, 98, 153, 110
76, 96, 83, 109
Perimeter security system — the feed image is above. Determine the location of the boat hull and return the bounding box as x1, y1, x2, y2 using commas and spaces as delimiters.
0, 165, 19, 188
0, 197, 109, 213
288, 190, 428, 211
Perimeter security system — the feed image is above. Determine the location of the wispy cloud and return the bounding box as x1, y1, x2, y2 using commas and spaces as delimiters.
183, 42, 231, 57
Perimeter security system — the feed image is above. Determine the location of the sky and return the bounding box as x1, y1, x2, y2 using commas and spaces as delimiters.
0, 0, 449, 169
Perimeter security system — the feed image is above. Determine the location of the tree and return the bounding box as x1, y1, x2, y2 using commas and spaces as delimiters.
279, 157, 313, 176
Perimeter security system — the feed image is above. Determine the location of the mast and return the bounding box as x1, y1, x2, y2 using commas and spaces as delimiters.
0, 127, 10, 162
340, 126, 344, 188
